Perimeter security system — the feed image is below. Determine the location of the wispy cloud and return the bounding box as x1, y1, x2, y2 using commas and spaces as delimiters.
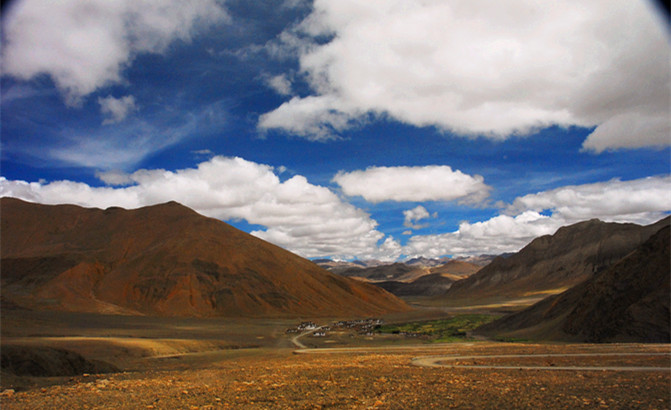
98, 95, 137, 124
0, 84, 53, 105
49, 132, 162, 170
94, 170, 133, 186
41, 100, 228, 170
191, 149, 215, 156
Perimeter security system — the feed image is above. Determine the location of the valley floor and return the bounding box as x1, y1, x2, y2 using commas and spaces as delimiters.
1, 310, 669, 409
2, 343, 670, 409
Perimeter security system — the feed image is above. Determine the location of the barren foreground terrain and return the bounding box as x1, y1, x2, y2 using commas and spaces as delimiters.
2, 343, 670, 409
2, 311, 669, 409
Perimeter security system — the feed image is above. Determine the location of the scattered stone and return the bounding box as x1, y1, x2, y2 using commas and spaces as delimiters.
1, 389, 15, 397
96, 379, 110, 388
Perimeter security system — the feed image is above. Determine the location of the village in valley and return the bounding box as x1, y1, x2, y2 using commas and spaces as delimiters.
286, 318, 388, 338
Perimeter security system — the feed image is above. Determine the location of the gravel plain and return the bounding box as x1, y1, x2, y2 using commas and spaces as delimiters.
2, 342, 669, 409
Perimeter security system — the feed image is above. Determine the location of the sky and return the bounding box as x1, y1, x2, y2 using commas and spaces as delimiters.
1, 0, 670, 261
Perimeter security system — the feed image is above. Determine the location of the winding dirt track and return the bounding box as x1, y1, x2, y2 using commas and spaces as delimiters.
411, 352, 671, 372
294, 343, 671, 373
290, 327, 322, 349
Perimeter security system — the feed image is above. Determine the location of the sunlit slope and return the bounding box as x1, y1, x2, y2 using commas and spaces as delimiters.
1, 197, 409, 317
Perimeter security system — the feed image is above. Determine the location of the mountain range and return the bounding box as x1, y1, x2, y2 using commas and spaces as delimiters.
3, 196, 668, 342
315, 255, 491, 275
372, 260, 483, 297
1, 197, 409, 317
318, 259, 482, 297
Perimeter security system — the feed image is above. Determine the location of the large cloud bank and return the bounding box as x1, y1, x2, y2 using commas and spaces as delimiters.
405, 176, 671, 258
2, 0, 227, 104
2, 158, 669, 260
506, 176, 671, 225
260, 0, 670, 151
0, 156, 391, 260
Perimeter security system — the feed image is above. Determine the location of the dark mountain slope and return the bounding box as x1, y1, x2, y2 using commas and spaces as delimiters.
1, 197, 409, 317
335, 262, 417, 281
376, 273, 455, 297
477, 222, 670, 342
444, 218, 668, 301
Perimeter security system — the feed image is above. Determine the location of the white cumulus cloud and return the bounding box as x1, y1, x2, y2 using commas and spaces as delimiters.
333, 165, 491, 204
3, 164, 668, 260
403, 175, 671, 257
2, 0, 228, 105
260, 0, 670, 152
506, 175, 671, 225
404, 211, 560, 258
0, 156, 400, 261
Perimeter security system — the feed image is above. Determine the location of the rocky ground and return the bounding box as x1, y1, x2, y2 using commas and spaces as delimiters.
2, 343, 669, 409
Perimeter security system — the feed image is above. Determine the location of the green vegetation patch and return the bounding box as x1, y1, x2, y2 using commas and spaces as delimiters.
376, 314, 498, 342
491, 336, 530, 343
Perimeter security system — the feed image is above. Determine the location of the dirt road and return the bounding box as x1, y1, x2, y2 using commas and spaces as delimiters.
411, 352, 671, 372
290, 327, 322, 349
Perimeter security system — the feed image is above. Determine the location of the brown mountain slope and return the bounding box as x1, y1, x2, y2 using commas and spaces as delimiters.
335, 263, 417, 281
375, 274, 455, 297
0, 197, 409, 317
477, 222, 670, 343
444, 217, 668, 301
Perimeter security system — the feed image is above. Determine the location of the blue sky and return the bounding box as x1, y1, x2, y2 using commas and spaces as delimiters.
1, 0, 670, 260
